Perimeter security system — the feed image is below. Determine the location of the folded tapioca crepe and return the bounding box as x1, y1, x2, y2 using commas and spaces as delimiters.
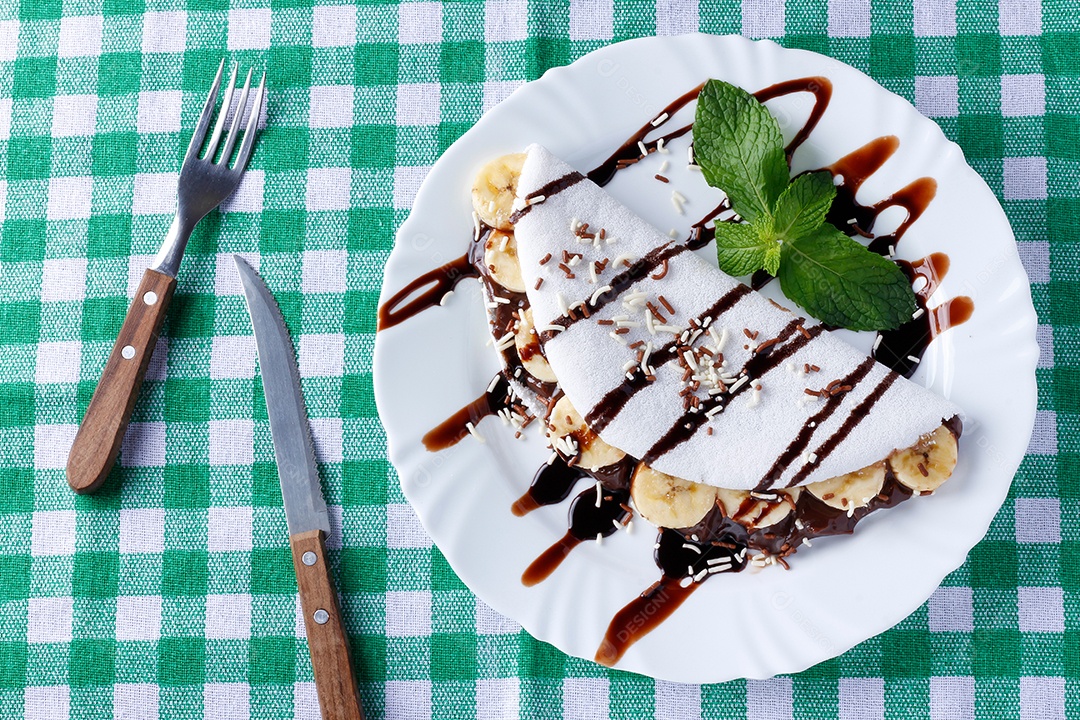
511, 145, 960, 491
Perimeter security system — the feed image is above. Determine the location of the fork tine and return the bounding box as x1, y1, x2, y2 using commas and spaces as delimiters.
233, 72, 266, 172
184, 59, 225, 161
203, 61, 239, 162
218, 67, 253, 166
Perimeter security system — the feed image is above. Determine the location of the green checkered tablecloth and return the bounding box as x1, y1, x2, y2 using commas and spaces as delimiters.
0, 0, 1074, 718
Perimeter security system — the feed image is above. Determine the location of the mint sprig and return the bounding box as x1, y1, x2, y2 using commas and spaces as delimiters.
693, 79, 916, 332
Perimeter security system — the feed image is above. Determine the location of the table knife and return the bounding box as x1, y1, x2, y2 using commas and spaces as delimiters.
235, 255, 365, 720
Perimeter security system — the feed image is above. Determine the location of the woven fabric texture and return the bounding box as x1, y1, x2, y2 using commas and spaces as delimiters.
0, 0, 1074, 718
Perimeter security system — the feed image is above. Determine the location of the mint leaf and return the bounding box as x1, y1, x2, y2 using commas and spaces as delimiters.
778, 225, 917, 331
771, 171, 835, 241
713, 221, 772, 277
763, 243, 781, 276
693, 80, 789, 223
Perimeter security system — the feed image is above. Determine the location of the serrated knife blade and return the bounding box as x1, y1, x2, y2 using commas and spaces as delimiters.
234, 255, 364, 719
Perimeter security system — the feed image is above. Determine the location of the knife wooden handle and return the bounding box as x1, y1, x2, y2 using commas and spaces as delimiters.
66, 268, 176, 494
290, 529, 365, 720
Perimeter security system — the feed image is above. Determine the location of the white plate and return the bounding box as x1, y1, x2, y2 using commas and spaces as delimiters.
373, 35, 1038, 683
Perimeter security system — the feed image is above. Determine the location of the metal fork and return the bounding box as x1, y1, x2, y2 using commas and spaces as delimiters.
67, 60, 266, 494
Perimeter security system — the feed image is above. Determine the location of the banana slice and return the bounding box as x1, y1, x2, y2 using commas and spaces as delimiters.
888, 424, 957, 493
631, 464, 718, 529
715, 488, 799, 528
806, 461, 886, 511
515, 308, 557, 383
472, 153, 526, 231
484, 230, 527, 293
546, 396, 625, 471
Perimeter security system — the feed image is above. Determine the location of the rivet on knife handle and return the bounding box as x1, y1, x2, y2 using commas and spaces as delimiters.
290, 529, 365, 720
66, 268, 176, 494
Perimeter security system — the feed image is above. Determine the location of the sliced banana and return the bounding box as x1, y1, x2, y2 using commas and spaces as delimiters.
806, 461, 886, 511
472, 153, 526, 231
715, 488, 799, 528
631, 464, 718, 529
888, 424, 957, 493
484, 230, 527, 293
515, 308, 557, 383
546, 396, 625, 471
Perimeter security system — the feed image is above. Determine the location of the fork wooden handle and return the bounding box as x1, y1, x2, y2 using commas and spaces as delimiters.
66, 268, 176, 494
291, 529, 366, 720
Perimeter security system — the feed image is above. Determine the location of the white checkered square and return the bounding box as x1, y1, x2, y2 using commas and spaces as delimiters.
915, 76, 959, 118
1020, 677, 1065, 720
142, 11, 187, 54
397, 83, 441, 126
914, 0, 957, 36
0, 20, 18, 62
222, 169, 264, 213
208, 507, 253, 552
227, 9, 272, 50
742, 0, 785, 38
206, 595, 252, 640
839, 678, 884, 720
400, 3, 443, 43
386, 681, 431, 720
121, 421, 166, 467
133, 173, 178, 215
306, 168, 352, 211
31, 511, 76, 557
1037, 325, 1054, 368
25, 686, 70, 720
115, 595, 162, 641
656, 0, 697, 35
302, 250, 348, 294
393, 166, 430, 210
36, 341, 82, 384
930, 676, 974, 720
119, 509, 165, 554
0, 99, 11, 140
138, 91, 184, 134
477, 679, 520, 720
27, 597, 74, 644
386, 503, 432, 548
58, 15, 103, 58
1028, 410, 1057, 455
309, 86, 354, 129
1000, 0, 1042, 36
475, 598, 521, 635
746, 678, 794, 720
828, 0, 872, 37
47, 176, 93, 221
385, 591, 432, 637
146, 337, 169, 382
115, 684, 159, 720
34, 425, 77, 471
298, 334, 345, 378
209, 419, 254, 466
52, 95, 98, 137
1003, 156, 1048, 200
40, 258, 88, 302
292, 682, 319, 720
485, 0, 529, 41
1015, 498, 1061, 543
1017, 241, 1050, 284
210, 335, 256, 380
570, 0, 614, 40
204, 683, 250, 720
126, 254, 154, 298
1001, 74, 1045, 117
564, 678, 609, 719
313, 5, 357, 47
655, 680, 701, 720
309, 417, 343, 464
928, 586, 974, 632
1018, 586, 1064, 632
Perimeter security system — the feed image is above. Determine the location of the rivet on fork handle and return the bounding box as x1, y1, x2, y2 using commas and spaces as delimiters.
66, 268, 176, 494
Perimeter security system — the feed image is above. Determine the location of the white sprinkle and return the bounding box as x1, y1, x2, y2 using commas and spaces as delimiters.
682, 543, 702, 554
802, 537, 812, 547
668, 228, 679, 238
465, 422, 485, 443
912, 307, 925, 320
487, 200, 496, 213
547, 452, 558, 465
638, 140, 648, 157
487, 376, 501, 393
570, 217, 580, 232
568, 255, 581, 267
873, 334, 883, 352
687, 145, 694, 164
907, 355, 920, 363
654, 324, 682, 334
538, 324, 565, 333
751, 558, 767, 568
748, 388, 761, 408
495, 332, 515, 351
729, 375, 750, 393
644, 308, 656, 335
654, 543, 661, 550
651, 112, 669, 126
657, 137, 668, 154
591, 285, 613, 305
605, 235, 617, 245
622, 359, 638, 372
613, 254, 636, 267
626, 520, 634, 535
679, 576, 693, 588
492, 295, 510, 304
694, 569, 709, 583
596, 533, 604, 546
706, 557, 731, 566
612, 519, 623, 530
594, 480, 602, 507
499, 234, 510, 252
833, 175, 844, 186
847, 506, 856, 518
807, 452, 818, 464
659, 160, 670, 173
589, 261, 598, 284
440, 290, 455, 306
625, 371, 635, 380
691, 534, 699, 542
616, 320, 641, 329
809, 421, 816, 428
527, 194, 546, 206
888, 244, 896, 257
671, 193, 685, 215
708, 565, 730, 574
846, 217, 857, 225
641, 342, 653, 371
750, 492, 777, 501
688, 164, 701, 172
609, 330, 627, 345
